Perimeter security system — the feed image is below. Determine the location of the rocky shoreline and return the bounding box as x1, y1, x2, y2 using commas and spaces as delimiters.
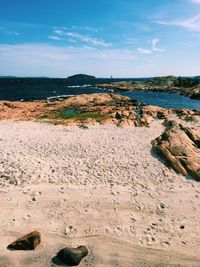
96, 76, 200, 100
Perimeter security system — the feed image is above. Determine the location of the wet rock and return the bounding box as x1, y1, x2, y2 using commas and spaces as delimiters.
57, 245, 88, 266
7, 231, 41, 250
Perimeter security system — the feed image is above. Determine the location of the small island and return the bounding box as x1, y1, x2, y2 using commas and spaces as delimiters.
66, 74, 96, 85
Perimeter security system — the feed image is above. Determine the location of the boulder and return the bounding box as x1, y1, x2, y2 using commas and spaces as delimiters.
140, 114, 154, 125
57, 245, 88, 266
152, 120, 200, 181
7, 231, 41, 250
117, 119, 134, 128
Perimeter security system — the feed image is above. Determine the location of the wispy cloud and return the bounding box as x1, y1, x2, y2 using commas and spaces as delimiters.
137, 48, 152, 54
54, 26, 102, 33
137, 38, 164, 54
151, 38, 165, 51
0, 43, 135, 77
71, 26, 102, 32
66, 32, 111, 47
52, 29, 111, 47
48, 35, 64, 41
157, 14, 200, 32
0, 27, 20, 36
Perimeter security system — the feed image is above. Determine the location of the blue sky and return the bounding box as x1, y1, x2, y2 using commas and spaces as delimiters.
0, 0, 200, 77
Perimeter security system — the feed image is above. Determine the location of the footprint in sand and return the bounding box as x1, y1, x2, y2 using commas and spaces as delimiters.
115, 226, 124, 237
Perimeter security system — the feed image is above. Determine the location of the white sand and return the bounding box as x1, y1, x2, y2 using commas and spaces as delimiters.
1, 120, 200, 266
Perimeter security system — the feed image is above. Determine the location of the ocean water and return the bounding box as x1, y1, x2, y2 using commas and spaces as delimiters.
122, 91, 200, 110
0, 78, 199, 110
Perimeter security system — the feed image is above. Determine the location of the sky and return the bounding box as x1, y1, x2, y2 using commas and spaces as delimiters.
0, 0, 200, 78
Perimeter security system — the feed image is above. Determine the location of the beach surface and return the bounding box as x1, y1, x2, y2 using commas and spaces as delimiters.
1, 120, 200, 266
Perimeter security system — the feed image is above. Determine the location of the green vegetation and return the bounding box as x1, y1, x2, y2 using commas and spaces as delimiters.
53, 112, 105, 120
39, 111, 108, 122
181, 115, 196, 122
176, 112, 196, 122
151, 76, 200, 88
39, 114, 49, 119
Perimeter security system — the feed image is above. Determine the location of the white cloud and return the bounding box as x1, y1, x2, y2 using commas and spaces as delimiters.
53, 30, 64, 36
137, 38, 164, 54
151, 38, 165, 51
53, 26, 102, 33
48, 35, 63, 41
71, 26, 102, 32
65, 32, 111, 47
157, 14, 200, 31
68, 39, 78, 43
52, 29, 111, 47
137, 48, 152, 54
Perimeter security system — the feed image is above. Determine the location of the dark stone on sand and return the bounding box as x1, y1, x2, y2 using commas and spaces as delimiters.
7, 231, 41, 250
57, 245, 88, 266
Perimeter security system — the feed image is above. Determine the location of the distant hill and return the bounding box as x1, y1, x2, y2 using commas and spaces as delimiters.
150, 76, 200, 88
66, 74, 96, 85
0, 76, 17, 78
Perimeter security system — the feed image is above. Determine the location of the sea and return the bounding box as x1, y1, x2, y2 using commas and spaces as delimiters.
0, 78, 199, 110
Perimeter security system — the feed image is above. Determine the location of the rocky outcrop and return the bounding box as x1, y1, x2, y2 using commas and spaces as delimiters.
7, 231, 41, 250
0, 93, 156, 127
97, 76, 200, 100
1, 93, 197, 128
57, 246, 88, 266
152, 120, 200, 181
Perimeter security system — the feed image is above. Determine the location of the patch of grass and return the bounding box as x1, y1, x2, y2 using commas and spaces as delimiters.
39, 111, 108, 122
178, 115, 196, 122
38, 114, 49, 119
177, 113, 196, 122
55, 112, 104, 120
182, 115, 196, 122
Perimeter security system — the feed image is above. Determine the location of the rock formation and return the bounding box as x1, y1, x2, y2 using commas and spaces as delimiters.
152, 120, 200, 181
97, 76, 200, 99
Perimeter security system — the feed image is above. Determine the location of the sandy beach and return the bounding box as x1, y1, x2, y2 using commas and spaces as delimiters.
0, 119, 200, 266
